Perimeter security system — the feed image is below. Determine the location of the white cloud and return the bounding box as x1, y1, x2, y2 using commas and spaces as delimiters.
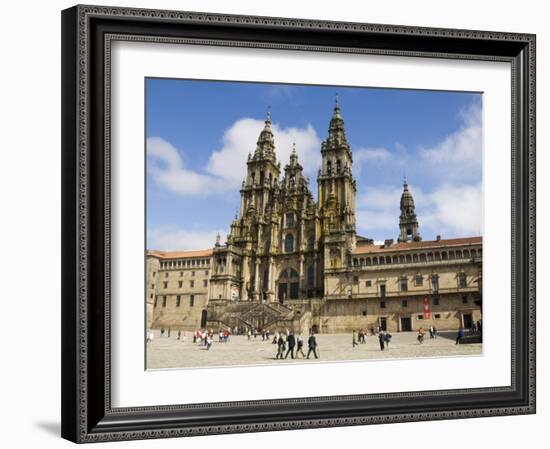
420, 100, 482, 167
147, 137, 226, 196
148, 118, 322, 197
206, 118, 321, 184
356, 182, 482, 239
148, 227, 226, 251
421, 184, 483, 236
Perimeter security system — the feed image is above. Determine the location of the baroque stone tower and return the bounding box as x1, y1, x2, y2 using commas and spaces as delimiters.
317, 96, 357, 272
398, 177, 421, 242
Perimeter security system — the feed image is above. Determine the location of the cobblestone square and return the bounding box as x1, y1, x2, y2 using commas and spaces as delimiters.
146, 330, 482, 369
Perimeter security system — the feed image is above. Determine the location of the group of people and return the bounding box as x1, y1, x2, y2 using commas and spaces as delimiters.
352, 328, 392, 351
245, 328, 272, 341
274, 331, 319, 360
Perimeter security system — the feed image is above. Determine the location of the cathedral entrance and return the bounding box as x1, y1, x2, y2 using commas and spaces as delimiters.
277, 268, 300, 302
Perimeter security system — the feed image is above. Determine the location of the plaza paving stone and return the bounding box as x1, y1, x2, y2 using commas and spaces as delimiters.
146, 330, 482, 369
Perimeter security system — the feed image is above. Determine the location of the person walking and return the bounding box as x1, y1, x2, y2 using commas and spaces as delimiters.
167, 328, 171, 338
276, 334, 286, 359
296, 334, 306, 358
352, 330, 358, 348
160, 328, 165, 337
206, 334, 212, 350
417, 328, 425, 344
432, 326, 438, 339
378, 331, 385, 351
307, 332, 319, 359
285, 332, 296, 359
384, 332, 392, 349
429, 325, 434, 339
456, 327, 465, 344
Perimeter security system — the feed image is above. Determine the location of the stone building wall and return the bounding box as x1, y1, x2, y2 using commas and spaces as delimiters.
148, 251, 212, 331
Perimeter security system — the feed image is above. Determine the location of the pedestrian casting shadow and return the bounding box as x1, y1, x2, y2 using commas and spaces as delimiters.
34, 421, 60, 437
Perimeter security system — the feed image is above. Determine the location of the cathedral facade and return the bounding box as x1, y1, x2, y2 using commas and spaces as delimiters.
147, 100, 482, 334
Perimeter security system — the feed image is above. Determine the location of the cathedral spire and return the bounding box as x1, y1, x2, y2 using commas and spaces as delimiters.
398, 177, 421, 242
326, 94, 349, 150
290, 141, 298, 166
253, 109, 276, 161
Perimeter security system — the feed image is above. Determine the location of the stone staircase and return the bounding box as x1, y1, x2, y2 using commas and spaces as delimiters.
206, 301, 295, 331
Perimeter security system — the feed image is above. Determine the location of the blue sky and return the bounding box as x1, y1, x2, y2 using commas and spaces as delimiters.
146, 78, 482, 250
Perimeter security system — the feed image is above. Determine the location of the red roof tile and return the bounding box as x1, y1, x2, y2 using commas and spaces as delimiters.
147, 248, 213, 259
352, 236, 482, 255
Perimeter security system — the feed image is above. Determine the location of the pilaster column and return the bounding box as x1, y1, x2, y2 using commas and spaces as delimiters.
241, 254, 249, 300
253, 258, 260, 301
299, 254, 305, 296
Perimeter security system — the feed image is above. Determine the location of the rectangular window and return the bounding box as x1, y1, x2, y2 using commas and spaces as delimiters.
431, 274, 439, 293
203, 280, 208, 287
362, 311, 367, 316
150, 293, 153, 299
190, 280, 194, 288
205, 270, 209, 276
163, 281, 167, 288
165, 272, 168, 278
402, 300, 408, 307
415, 274, 423, 286
180, 271, 183, 277
152, 272, 156, 277
365, 280, 372, 287
151, 283, 155, 289
379, 284, 386, 298
400, 276, 408, 292
286, 213, 294, 227
176, 295, 181, 307
178, 281, 183, 288
353, 276, 359, 283
434, 313, 441, 319
417, 314, 423, 320
380, 300, 386, 309
462, 295, 468, 304
190, 295, 195, 307
433, 296, 440, 306
459, 272, 467, 288
162, 296, 166, 307
192, 271, 195, 276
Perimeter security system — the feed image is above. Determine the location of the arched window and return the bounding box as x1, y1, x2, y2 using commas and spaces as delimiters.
327, 160, 332, 175
336, 159, 342, 173
284, 234, 294, 253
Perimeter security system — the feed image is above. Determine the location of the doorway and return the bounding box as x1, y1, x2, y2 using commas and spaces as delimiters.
463, 313, 473, 329
379, 317, 387, 331
200, 310, 208, 328
400, 317, 412, 332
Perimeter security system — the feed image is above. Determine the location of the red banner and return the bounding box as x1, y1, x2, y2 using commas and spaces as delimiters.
423, 296, 431, 319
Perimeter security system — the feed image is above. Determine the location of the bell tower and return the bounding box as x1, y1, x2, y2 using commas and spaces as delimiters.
398, 177, 421, 242
317, 96, 357, 272
239, 111, 281, 217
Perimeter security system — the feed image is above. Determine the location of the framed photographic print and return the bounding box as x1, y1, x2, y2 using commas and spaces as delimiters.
61, 4, 536, 443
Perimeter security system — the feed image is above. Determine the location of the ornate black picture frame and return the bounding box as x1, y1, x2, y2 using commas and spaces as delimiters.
61, 4, 536, 443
